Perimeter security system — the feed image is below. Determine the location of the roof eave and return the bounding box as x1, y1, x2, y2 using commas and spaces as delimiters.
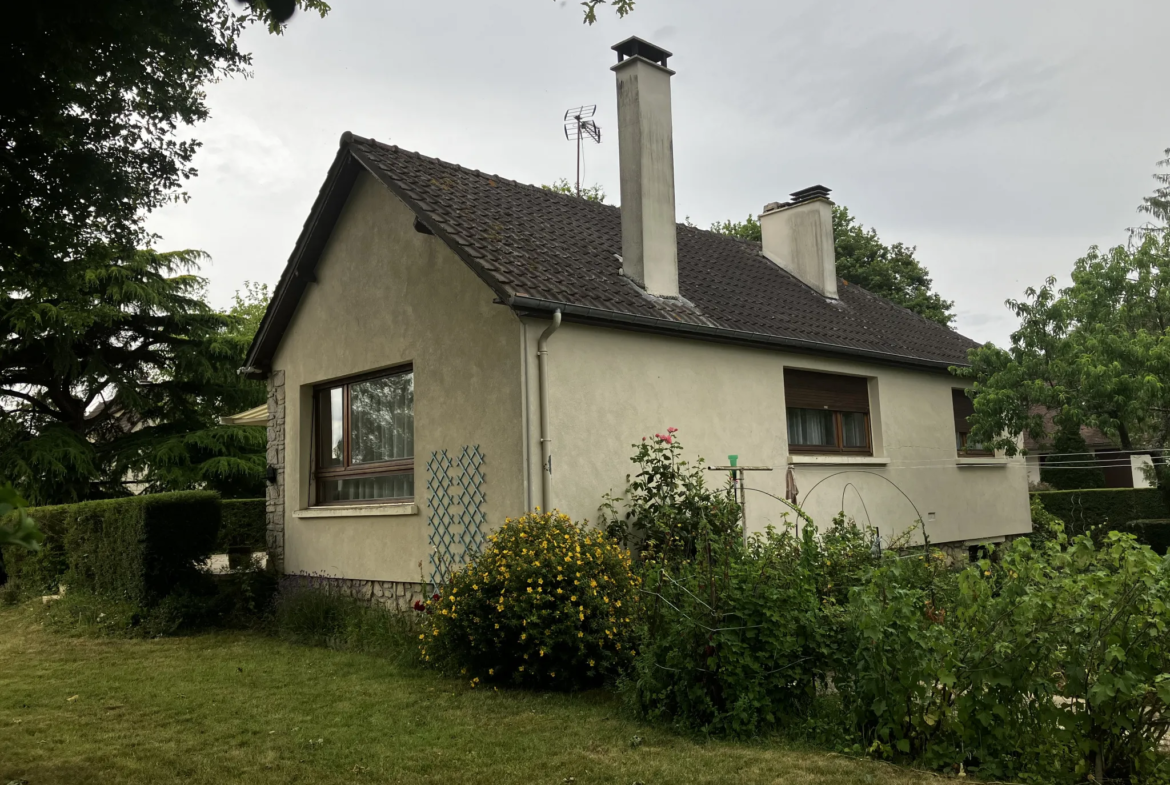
506, 295, 971, 372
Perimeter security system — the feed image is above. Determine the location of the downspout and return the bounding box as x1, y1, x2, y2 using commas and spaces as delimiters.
537, 310, 562, 512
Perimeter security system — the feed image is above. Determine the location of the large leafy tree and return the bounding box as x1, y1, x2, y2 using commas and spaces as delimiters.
955, 150, 1170, 509
1, 2, 320, 503
0, 253, 268, 503
710, 207, 955, 326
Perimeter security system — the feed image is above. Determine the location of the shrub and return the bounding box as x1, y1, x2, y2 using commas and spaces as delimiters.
217, 498, 266, 553
630, 516, 878, 737
1032, 488, 1170, 552
845, 510, 1170, 783
601, 429, 741, 562
1038, 426, 1106, 490
425, 511, 640, 690
1, 491, 219, 605
272, 578, 424, 665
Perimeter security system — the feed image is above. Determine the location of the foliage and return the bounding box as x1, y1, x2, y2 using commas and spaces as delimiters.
1038, 425, 1106, 490
0, 256, 270, 504
845, 521, 1170, 782
2, 1, 329, 276
272, 579, 424, 665
1031, 488, 1170, 552
0, 484, 41, 553
0, 492, 220, 607
710, 206, 954, 326
629, 516, 878, 737
218, 498, 267, 553
541, 178, 607, 203
424, 511, 641, 691
601, 429, 742, 562
957, 149, 1170, 513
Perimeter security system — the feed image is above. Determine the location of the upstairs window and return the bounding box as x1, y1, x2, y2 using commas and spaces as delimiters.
952, 388, 991, 455
313, 367, 414, 504
784, 369, 872, 455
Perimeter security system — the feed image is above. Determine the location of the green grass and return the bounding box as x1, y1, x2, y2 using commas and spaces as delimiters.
0, 605, 938, 785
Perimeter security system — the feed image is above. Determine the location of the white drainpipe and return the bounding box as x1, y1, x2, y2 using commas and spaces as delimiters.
537, 310, 562, 512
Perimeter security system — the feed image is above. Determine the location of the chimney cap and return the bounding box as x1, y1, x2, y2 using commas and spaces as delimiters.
612, 36, 672, 68
789, 185, 833, 204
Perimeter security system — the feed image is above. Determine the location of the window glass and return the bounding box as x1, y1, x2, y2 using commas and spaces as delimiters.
316, 387, 344, 468
841, 412, 868, 448
350, 373, 414, 465
320, 473, 415, 503
787, 408, 837, 447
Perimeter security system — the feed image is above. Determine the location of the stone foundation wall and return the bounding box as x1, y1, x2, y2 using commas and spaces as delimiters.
266, 370, 286, 573
282, 574, 431, 611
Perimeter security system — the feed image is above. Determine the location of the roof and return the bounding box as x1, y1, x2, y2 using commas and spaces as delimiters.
245, 133, 982, 376
1022, 406, 1118, 452
220, 404, 268, 427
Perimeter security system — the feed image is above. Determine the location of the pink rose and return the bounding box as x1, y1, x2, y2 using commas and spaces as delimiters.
667, 427, 678, 433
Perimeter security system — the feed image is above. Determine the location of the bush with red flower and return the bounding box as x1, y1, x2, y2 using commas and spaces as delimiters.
601, 427, 741, 562
421, 510, 640, 690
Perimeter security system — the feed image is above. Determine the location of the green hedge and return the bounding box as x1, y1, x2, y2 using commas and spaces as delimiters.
218, 498, 266, 553
1, 491, 220, 603
1031, 488, 1170, 554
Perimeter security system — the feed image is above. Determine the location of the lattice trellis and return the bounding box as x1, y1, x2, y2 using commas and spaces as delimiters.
427, 445, 486, 589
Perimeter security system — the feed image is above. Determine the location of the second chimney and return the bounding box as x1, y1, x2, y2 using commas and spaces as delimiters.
759, 186, 839, 299
612, 37, 678, 298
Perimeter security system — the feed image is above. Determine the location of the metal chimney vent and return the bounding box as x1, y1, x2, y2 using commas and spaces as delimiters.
789, 185, 833, 204
612, 36, 672, 68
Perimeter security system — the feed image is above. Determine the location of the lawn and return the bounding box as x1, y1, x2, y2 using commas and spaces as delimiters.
0, 606, 939, 785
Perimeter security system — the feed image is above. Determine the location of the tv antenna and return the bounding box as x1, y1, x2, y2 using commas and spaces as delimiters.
563, 105, 601, 197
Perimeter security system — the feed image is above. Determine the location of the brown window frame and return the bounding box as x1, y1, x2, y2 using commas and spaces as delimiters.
312, 365, 414, 506
952, 388, 993, 457
784, 369, 873, 456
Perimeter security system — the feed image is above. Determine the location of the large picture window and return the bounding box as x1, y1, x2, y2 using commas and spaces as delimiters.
952, 388, 991, 455
313, 367, 414, 504
784, 369, 872, 455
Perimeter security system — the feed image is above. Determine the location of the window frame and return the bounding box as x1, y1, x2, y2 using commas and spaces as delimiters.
783, 369, 874, 456
952, 388, 994, 457
787, 408, 873, 455
311, 365, 415, 506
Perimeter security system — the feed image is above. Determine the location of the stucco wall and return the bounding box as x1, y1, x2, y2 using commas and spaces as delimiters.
526, 321, 1031, 547
270, 171, 525, 582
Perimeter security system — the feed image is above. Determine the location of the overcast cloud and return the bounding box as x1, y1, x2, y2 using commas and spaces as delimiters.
146, 0, 1170, 347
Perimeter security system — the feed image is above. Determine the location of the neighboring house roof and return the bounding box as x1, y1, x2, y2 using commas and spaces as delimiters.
1022, 406, 1119, 452
244, 133, 982, 377
220, 404, 268, 427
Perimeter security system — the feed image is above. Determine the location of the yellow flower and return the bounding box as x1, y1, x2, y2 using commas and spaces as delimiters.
519, 666, 525, 671
578, 631, 584, 638
521, 633, 527, 640
570, 595, 577, 602
527, 587, 533, 593
540, 649, 545, 657
418, 634, 425, 640
495, 623, 500, 629
489, 668, 494, 675
589, 659, 595, 667
433, 629, 439, 636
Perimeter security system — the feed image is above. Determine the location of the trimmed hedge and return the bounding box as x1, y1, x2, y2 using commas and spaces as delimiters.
1, 491, 220, 603
218, 498, 266, 553
1031, 488, 1170, 554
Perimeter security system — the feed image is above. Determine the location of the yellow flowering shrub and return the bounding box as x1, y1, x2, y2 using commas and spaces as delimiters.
423, 510, 641, 690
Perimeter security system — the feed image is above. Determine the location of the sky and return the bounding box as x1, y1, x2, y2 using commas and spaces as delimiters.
147, 0, 1170, 347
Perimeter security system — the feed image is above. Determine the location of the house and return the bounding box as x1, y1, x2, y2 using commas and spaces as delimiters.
1022, 408, 1155, 489
242, 38, 1032, 600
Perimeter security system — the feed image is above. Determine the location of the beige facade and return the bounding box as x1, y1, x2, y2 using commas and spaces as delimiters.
268, 173, 1030, 585
523, 320, 1032, 547
271, 171, 525, 582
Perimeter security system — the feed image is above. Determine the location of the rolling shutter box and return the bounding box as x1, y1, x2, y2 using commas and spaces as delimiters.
952, 389, 975, 434
784, 370, 870, 413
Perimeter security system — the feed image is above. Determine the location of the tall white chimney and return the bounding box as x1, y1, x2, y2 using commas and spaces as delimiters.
612, 37, 678, 298
759, 186, 838, 299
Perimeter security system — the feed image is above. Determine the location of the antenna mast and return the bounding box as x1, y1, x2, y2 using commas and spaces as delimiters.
563, 105, 601, 197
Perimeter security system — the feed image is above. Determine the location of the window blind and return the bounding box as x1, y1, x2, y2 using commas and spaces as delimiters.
784, 369, 869, 413
952, 389, 975, 434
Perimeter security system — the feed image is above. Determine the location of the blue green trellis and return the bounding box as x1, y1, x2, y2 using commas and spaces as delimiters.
427, 445, 487, 589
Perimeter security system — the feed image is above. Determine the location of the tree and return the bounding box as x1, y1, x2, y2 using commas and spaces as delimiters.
710, 207, 955, 326
542, 179, 607, 203
956, 149, 1170, 510
0, 252, 267, 504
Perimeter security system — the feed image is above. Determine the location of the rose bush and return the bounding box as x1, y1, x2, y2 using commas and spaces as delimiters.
423, 510, 641, 690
